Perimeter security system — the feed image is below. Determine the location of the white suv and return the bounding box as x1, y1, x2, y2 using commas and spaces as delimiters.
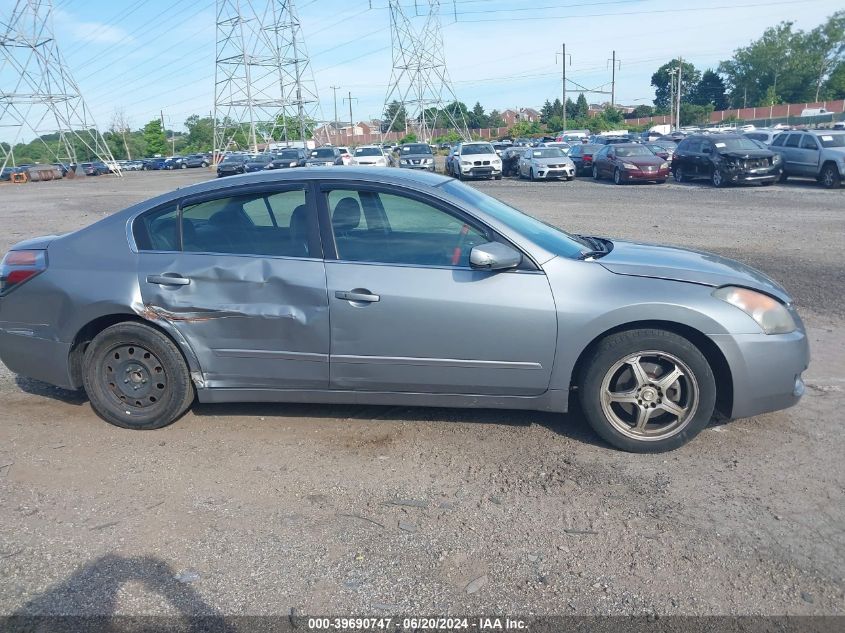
447, 142, 502, 180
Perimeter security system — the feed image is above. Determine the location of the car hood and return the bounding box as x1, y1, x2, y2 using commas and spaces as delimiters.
461, 153, 498, 161
597, 239, 790, 302
400, 153, 433, 160
531, 157, 572, 165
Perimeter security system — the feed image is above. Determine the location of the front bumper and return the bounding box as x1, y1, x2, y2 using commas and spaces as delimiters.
711, 328, 810, 419
399, 162, 436, 171
621, 167, 670, 181
533, 165, 575, 179
459, 165, 502, 178
724, 165, 780, 183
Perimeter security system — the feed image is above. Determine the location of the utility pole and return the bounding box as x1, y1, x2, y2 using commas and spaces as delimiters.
668, 68, 676, 131
344, 92, 358, 145
330, 86, 340, 144
676, 57, 683, 130
556, 44, 571, 133
607, 50, 621, 108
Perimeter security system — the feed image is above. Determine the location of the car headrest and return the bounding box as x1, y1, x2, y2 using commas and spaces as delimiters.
332, 197, 361, 232
290, 204, 308, 237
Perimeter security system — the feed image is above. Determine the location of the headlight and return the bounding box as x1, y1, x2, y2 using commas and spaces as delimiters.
290, 161, 297, 167
660, 162, 670, 169
713, 286, 796, 334
423, 158, 433, 164
622, 162, 637, 170
263, 163, 273, 169
461, 160, 471, 166
772, 154, 782, 164
492, 158, 501, 165
400, 159, 409, 165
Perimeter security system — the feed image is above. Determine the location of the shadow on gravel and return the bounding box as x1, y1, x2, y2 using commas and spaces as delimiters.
7, 554, 234, 632
190, 401, 609, 448
14, 376, 87, 405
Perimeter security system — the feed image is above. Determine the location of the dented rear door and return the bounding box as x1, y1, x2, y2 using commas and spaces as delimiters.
134, 184, 330, 390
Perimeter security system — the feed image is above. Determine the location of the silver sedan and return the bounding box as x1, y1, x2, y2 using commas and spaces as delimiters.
518, 148, 576, 180
0, 168, 809, 452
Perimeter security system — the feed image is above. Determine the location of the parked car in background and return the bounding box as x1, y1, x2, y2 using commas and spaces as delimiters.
672, 134, 781, 187
1, 166, 25, 181
244, 154, 273, 173
122, 161, 145, 171
567, 144, 601, 176
743, 129, 780, 146
538, 142, 571, 154
80, 163, 99, 176
592, 143, 670, 184
771, 129, 845, 188
337, 147, 352, 166
269, 148, 308, 169
92, 161, 110, 175
351, 146, 389, 167
51, 163, 70, 177
445, 142, 502, 180
143, 158, 167, 171
396, 143, 435, 171
500, 146, 524, 177
0, 168, 809, 453
216, 154, 248, 177
517, 147, 576, 181
644, 141, 677, 163
306, 147, 344, 167
182, 154, 210, 168
163, 157, 184, 170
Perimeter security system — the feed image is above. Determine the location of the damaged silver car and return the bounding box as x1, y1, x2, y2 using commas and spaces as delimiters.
0, 168, 809, 452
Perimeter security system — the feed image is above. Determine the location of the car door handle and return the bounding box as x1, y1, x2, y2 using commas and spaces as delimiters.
147, 274, 191, 286
335, 290, 379, 303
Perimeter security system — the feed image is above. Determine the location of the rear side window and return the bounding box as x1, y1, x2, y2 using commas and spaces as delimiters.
134, 189, 310, 258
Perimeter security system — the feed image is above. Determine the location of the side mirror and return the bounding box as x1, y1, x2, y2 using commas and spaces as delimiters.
469, 242, 522, 271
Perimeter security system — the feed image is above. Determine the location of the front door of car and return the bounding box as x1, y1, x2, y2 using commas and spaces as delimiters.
134, 184, 330, 390
796, 134, 820, 176
317, 184, 557, 396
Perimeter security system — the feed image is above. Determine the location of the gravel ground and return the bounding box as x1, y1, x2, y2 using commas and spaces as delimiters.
0, 170, 843, 618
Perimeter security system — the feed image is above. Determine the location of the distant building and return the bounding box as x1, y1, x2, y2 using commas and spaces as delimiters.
501, 107, 542, 126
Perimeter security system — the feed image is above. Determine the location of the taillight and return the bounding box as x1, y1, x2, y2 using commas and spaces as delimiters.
0, 249, 47, 295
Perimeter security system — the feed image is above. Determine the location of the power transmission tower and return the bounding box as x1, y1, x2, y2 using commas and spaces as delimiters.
0, 0, 119, 174
382, 0, 469, 142
213, 0, 322, 160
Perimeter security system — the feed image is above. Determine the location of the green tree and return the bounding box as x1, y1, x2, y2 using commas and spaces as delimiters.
679, 103, 715, 126
184, 115, 214, 152
564, 97, 577, 119
629, 104, 654, 118
651, 59, 701, 110
382, 101, 407, 132
575, 93, 589, 119
143, 119, 167, 156
690, 70, 729, 110
540, 99, 554, 124
488, 109, 505, 128
468, 101, 487, 129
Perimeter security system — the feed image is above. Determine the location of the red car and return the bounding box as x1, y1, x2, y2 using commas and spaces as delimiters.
592, 143, 670, 184
568, 143, 601, 176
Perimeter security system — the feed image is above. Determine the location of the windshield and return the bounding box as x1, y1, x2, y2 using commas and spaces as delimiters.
277, 150, 299, 159
614, 145, 652, 157
530, 148, 565, 158
354, 147, 383, 157
462, 143, 495, 155
714, 137, 763, 152
221, 155, 245, 163
818, 133, 845, 148
440, 181, 588, 259
250, 155, 271, 163
311, 148, 336, 158
401, 144, 432, 155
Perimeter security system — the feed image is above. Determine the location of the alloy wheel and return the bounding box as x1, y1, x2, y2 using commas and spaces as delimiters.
599, 351, 699, 441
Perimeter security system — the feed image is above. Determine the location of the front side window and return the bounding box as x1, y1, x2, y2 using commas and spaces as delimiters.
785, 134, 801, 148
135, 189, 310, 257
326, 188, 488, 267
800, 135, 819, 150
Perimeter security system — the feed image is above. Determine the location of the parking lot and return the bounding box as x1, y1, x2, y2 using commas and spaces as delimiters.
1, 170, 843, 617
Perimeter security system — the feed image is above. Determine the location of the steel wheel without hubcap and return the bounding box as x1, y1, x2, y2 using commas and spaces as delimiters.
103, 343, 168, 410
600, 351, 699, 441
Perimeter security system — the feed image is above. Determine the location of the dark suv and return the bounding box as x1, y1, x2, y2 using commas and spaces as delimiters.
671, 134, 782, 187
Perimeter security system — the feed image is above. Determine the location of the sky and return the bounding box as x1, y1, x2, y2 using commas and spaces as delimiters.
5, 0, 844, 137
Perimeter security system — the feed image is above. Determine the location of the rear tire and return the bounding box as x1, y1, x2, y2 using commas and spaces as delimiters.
83, 323, 195, 430
578, 329, 716, 453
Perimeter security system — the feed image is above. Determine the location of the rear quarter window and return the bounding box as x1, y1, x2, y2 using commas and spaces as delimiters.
133, 203, 179, 251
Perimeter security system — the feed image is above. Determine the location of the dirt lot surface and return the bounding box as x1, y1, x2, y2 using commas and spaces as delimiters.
1, 170, 843, 618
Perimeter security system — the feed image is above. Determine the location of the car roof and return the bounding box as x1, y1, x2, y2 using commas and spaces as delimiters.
807, 129, 845, 135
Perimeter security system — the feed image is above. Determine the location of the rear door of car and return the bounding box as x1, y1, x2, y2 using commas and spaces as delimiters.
134, 182, 330, 390
316, 181, 557, 396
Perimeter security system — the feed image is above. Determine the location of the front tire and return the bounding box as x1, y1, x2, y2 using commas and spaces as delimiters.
711, 167, 726, 188
613, 168, 623, 185
578, 329, 716, 453
592, 165, 600, 180
673, 166, 687, 183
820, 163, 841, 189
83, 322, 195, 430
